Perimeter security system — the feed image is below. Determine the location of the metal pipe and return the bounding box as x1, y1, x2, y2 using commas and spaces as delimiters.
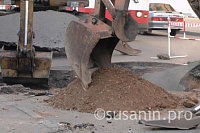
168, 16, 171, 57
102, 0, 116, 18
24, 0, 29, 52
183, 16, 186, 39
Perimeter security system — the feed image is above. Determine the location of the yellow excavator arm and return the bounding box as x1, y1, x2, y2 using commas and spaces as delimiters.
11, 0, 89, 7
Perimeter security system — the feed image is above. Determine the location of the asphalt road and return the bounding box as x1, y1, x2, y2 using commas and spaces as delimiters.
0, 94, 199, 133
112, 29, 200, 65
0, 31, 200, 133
52, 24, 200, 69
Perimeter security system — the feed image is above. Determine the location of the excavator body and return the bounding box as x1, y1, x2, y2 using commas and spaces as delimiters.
1, 0, 52, 84
0, 0, 138, 86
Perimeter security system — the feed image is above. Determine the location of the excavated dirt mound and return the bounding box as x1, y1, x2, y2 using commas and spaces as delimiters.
180, 64, 200, 91
48, 65, 180, 113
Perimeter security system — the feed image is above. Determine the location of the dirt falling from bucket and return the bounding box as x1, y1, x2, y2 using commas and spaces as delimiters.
47, 65, 180, 113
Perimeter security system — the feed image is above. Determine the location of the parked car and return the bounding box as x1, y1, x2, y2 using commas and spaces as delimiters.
141, 3, 184, 36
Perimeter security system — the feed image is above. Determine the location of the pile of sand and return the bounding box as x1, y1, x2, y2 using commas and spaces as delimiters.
47, 65, 180, 113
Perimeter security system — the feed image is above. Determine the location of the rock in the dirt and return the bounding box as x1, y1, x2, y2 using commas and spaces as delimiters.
11, 84, 28, 93
128, 129, 133, 133
60, 122, 95, 131
192, 89, 200, 93
0, 86, 14, 94
0, 84, 30, 94
0, 83, 7, 86
157, 54, 170, 60
186, 93, 199, 104
183, 99, 196, 108
28, 92, 48, 96
59, 122, 71, 125
107, 121, 112, 124
11, 84, 24, 88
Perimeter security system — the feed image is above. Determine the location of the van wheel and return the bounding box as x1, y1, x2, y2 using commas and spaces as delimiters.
170, 29, 178, 36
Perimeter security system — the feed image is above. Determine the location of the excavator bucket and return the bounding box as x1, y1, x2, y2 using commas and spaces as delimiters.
65, 16, 119, 88
0, 0, 52, 84
65, 0, 138, 88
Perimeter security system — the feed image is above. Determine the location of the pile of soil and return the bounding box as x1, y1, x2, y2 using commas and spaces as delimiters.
48, 65, 180, 113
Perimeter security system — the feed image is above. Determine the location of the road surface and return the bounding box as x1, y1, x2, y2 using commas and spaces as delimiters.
1, 17, 200, 132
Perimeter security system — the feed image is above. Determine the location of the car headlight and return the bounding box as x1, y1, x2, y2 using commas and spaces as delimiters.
136, 11, 142, 18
